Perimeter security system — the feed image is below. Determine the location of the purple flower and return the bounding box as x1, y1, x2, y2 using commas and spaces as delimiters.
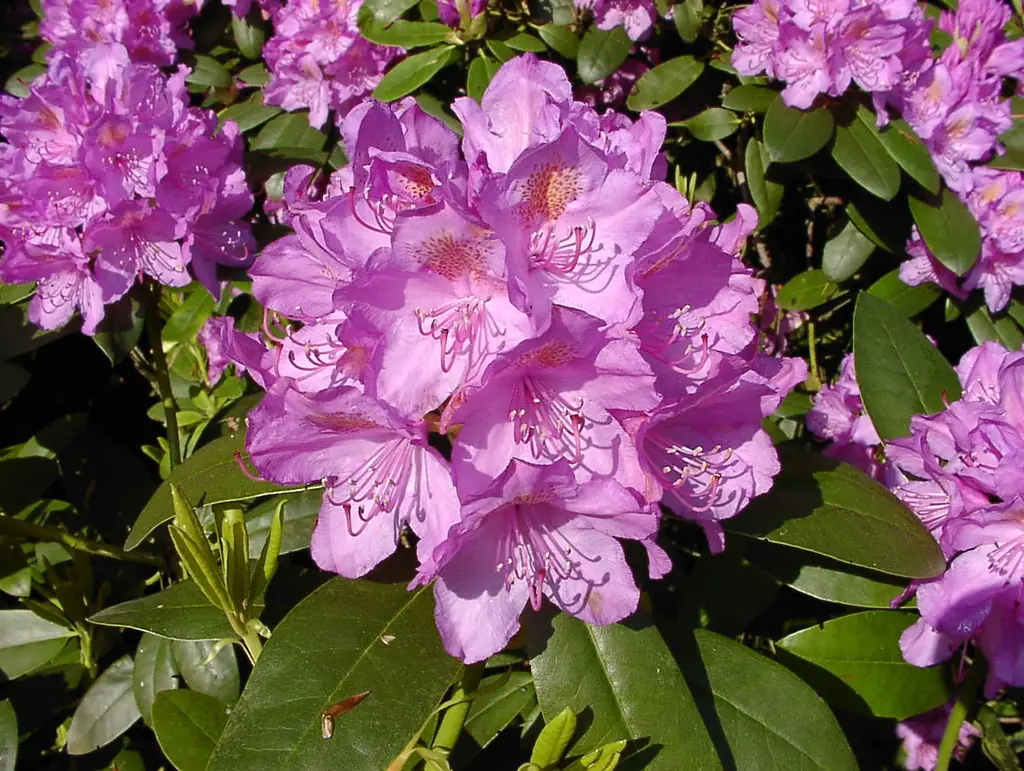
576, 0, 659, 42
896, 702, 979, 770
412, 459, 659, 663
437, 0, 486, 27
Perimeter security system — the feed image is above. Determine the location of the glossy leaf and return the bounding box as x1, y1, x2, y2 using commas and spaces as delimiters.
360, 0, 420, 25
529, 612, 719, 766
126, 433, 281, 550
682, 108, 740, 142
358, 18, 454, 48
0, 701, 15, 771
186, 55, 232, 89
744, 138, 783, 227
763, 98, 834, 163
722, 84, 776, 113
673, 0, 703, 42
877, 118, 940, 194
776, 270, 840, 312
909, 189, 981, 276
372, 45, 456, 101
504, 32, 547, 52
577, 26, 632, 85
163, 290, 216, 345
464, 672, 536, 752
681, 551, 779, 636
467, 56, 492, 102
0, 609, 74, 679
822, 219, 875, 283
867, 270, 940, 317
153, 690, 231, 771
251, 114, 328, 162
90, 580, 263, 641
532, 706, 576, 767
171, 640, 240, 705
847, 197, 909, 255
965, 303, 1024, 350
134, 634, 180, 725
726, 447, 946, 579
831, 109, 901, 200
854, 292, 962, 440
207, 579, 459, 770
626, 55, 704, 111
218, 97, 282, 134
535, 24, 579, 59
232, 11, 266, 59
777, 611, 951, 719
67, 656, 141, 755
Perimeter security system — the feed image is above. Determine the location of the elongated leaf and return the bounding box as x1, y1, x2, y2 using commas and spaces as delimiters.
163, 290, 216, 345
372, 45, 455, 101
853, 292, 962, 440
867, 270, 940, 317
683, 108, 740, 142
186, 55, 232, 89
673, 0, 703, 42
777, 611, 951, 719
467, 56, 491, 103
577, 26, 632, 85
626, 55, 704, 112
171, 640, 240, 705
245, 487, 321, 557
822, 219, 876, 283
126, 433, 281, 550
529, 613, 719, 767
232, 11, 266, 59
977, 705, 1023, 771
532, 707, 576, 767
965, 304, 1024, 350
504, 32, 547, 52
251, 114, 328, 161
848, 197, 910, 255
134, 634, 180, 725
359, 18, 454, 48
464, 672, 536, 752
0, 701, 15, 771
208, 579, 458, 770
722, 84, 776, 113
535, 24, 579, 59
67, 656, 141, 755
153, 690, 231, 771
93, 297, 145, 366
776, 270, 840, 312
90, 581, 263, 641
219, 98, 282, 134
0, 282, 34, 306
0, 609, 74, 679
909, 189, 981, 276
744, 138, 783, 227
360, 0, 420, 25
877, 118, 940, 194
726, 447, 946, 579
763, 98, 834, 163
683, 630, 858, 770
831, 109, 901, 200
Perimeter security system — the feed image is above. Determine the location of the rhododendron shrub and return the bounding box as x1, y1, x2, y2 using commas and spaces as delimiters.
3, 0, 1024, 767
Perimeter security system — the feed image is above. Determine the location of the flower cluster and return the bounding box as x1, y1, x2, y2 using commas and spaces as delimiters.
896, 702, 979, 771
575, 0, 659, 42
436, 0, 486, 28
262, 0, 402, 129
0, 44, 255, 334
40, 0, 197, 66
889, 342, 1024, 696
731, 0, 931, 110
223, 54, 804, 663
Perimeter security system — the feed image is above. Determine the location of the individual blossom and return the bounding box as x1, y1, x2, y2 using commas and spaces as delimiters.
437, 0, 486, 27
896, 702, 979, 771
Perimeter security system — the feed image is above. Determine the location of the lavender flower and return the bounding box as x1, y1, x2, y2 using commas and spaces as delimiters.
896, 702, 979, 771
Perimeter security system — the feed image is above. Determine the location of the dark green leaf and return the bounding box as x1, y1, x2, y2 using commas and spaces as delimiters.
744, 138, 783, 227
626, 55, 704, 111
134, 634, 180, 725
776, 270, 841, 312
831, 108, 901, 200
763, 98, 834, 163
186, 55, 232, 89
486, 39, 516, 63
854, 292, 962, 440
867, 270, 940, 317
777, 611, 951, 719
722, 84, 776, 113
171, 640, 240, 705
846, 196, 909, 255
535, 24, 579, 59
163, 290, 216, 345
822, 219, 876, 283
373, 45, 456, 101
218, 97, 283, 134
977, 705, 1023, 771
577, 26, 632, 85
682, 630, 859, 770
504, 32, 547, 52
467, 56, 492, 103
0, 362, 29, 404
464, 672, 536, 752
153, 690, 231, 771
987, 147, 1024, 171
726, 447, 946, 579
528, 613, 719, 766
361, 0, 420, 25
246, 487, 320, 558
682, 108, 740, 142
207, 579, 459, 770
232, 11, 266, 59
89, 581, 263, 641
67, 656, 141, 755
877, 118, 940, 194
0, 609, 74, 679
965, 303, 1024, 350
681, 551, 779, 636
0, 304, 70, 360
237, 63, 269, 87
673, 0, 703, 42
909, 188, 981, 276
126, 432, 282, 550
0, 701, 16, 771
359, 17, 454, 47
93, 297, 145, 366
251, 114, 328, 162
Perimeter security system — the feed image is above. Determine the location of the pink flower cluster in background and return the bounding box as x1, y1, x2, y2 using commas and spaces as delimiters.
208, 54, 804, 663
896, 702, 979, 771
0, 44, 255, 334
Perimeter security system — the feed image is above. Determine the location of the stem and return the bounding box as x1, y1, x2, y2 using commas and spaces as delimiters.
144, 284, 182, 469
0, 516, 164, 568
240, 626, 264, 665
432, 661, 485, 756
936, 661, 984, 771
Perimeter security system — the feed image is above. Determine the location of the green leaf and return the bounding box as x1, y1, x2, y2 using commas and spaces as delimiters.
680, 551, 779, 636
361, 0, 421, 25
682, 108, 740, 142
977, 705, 1023, 771
577, 26, 632, 85
535, 24, 579, 59
246, 487, 319, 558
89, 580, 263, 641
763, 98, 834, 163
67, 656, 141, 755
163, 290, 216, 345
126, 433, 281, 550
359, 17, 454, 48
726, 447, 946, 579
153, 690, 231, 771
847, 195, 909, 255
0, 609, 74, 679
909, 188, 981, 276
822, 219, 876, 283
987, 146, 1024, 171
464, 672, 536, 752
831, 108, 901, 201
232, 11, 266, 59
744, 138, 783, 227
486, 39, 516, 63
867, 270, 940, 317
877, 118, 941, 194
853, 292, 962, 440
251, 113, 328, 162
218, 97, 283, 134
467, 56, 492, 103
237, 63, 269, 87
682, 630, 858, 770
722, 84, 776, 113
965, 303, 1024, 349
673, 0, 703, 42
528, 613, 719, 766
93, 297, 145, 366
626, 55, 704, 112
0, 362, 30, 404
134, 634, 180, 725
0, 281, 34, 306
4, 64, 45, 98
777, 611, 951, 719
0, 701, 16, 771
171, 640, 240, 705
186, 55, 232, 89
372, 45, 456, 102
532, 706, 576, 767
248, 500, 283, 604
504, 32, 547, 52
170, 525, 232, 614
776, 269, 841, 312
207, 579, 459, 770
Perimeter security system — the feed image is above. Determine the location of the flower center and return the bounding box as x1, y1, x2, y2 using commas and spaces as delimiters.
508, 377, 586, 464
